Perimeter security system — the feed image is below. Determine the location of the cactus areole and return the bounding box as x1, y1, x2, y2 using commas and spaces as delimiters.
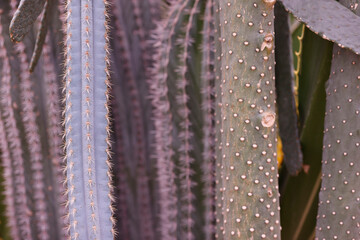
64, 0, 113, 239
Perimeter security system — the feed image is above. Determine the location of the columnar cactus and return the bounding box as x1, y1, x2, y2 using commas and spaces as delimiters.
64, 0, 113, 238
215, 0, 281, 238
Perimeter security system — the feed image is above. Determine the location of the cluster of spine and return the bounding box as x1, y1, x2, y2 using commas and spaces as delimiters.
316, 1, 360, 239
63, 0, 113, 239
215, 0, 281, 239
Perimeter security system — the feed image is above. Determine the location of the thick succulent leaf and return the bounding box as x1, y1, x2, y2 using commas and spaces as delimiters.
9, 0, 46, 42
280, 0, 360, 54
316, 45, 360, 240
274, 2, 303, 176
216, 0, 281, 238
316, 1, 360, 239
280, 29, 333, 240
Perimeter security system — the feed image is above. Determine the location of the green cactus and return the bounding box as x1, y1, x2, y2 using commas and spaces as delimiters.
215, 0, 281, 238
316, 1, 360, 239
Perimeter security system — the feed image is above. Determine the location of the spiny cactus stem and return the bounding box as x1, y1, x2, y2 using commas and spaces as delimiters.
0, 15, 31, 239
150, 1, 194, 238
111, 2, 154, 238
0, 114, 18, 240
176, 1, 200, 238
111, 96, 130, 240
64, 0, 113, 238
201, 0, 215, 239
0, 17, 23, 240
9, 0, 50, 236
42, 36, 68, 239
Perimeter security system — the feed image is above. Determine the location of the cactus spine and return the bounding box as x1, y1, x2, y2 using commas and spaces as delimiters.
215, 0, 281, 238
64, 0, 113, 238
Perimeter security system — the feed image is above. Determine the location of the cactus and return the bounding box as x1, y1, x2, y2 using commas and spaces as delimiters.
316, 1, 360, 239
215, 0, 280, 238
63, 0, 113, 239
281, 0, 360, 54
3, 0, 360, 240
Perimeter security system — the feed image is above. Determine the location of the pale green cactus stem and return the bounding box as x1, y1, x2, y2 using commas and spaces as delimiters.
216, 0, 281, 239
316, 2, 360, 239
64, 0, 113, 239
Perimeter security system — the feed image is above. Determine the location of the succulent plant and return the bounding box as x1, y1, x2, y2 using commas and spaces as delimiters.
1, 0, 360, 240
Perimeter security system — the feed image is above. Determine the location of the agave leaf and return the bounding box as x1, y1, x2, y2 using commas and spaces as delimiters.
280, 0, 360, 54
280, 29, 333, 240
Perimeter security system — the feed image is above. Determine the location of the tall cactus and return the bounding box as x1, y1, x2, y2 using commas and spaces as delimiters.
316, 1, 360, 239
63, 0, 113, 238
215, 0, 281, 238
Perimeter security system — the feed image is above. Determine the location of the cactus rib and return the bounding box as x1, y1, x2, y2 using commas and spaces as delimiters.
201, 0, 215, 239
175, 0, 200, 239
8, 0, 51, 235
149, 0, 193, 238
0, 16, 27, 239
110, 1, 154, 238
216, 0, 281, 238
42, 36, 68, 239
64, 0, 113, 238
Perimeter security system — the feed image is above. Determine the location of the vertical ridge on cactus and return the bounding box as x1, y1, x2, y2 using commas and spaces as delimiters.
0, 16, 24, 239
201, 0, 215, 239
149, 1, 192, 238
175, 0, 200, 239
42, 36, 68, 239
216, 0, 281, 238
110, 1, 154, 238
64, 0, 113, 238
9, 0, 51, 236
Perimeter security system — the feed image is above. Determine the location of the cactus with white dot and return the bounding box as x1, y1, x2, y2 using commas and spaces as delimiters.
215, 0, 281, 239
316, 1, 360, 239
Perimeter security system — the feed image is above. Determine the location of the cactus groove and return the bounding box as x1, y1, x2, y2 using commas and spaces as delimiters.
215, 0, 281, 238
64, 0, 113, 239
